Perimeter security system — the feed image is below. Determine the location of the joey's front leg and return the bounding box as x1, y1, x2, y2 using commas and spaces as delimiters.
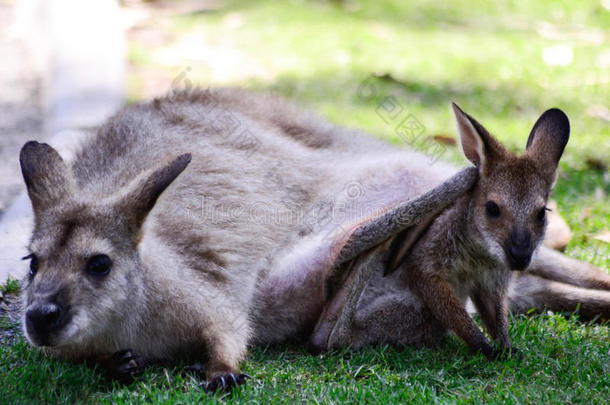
411, 274, 501, 360
471, 289, 521, 359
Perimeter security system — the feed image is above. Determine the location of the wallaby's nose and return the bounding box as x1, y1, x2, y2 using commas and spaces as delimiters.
510, 230, 530, 249
507, 230, 532, 270
26, 303, 63, 343
507, 247, 532, 271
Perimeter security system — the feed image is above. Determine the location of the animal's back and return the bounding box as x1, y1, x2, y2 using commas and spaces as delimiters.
71, 88, 456, 281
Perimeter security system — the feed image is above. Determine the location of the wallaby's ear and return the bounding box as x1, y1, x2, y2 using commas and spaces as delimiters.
524, 108, 569, 182
452, 103, 503, 172
20, 141, 74, 213
119, 153, 192, 234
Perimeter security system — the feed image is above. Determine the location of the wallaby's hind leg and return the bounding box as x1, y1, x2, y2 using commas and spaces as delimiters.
509, 246, 610, 320
509, 274, 610, 321
308, 244, 385, 352
528, 246, 610, 290
331, 290, 447, 350
308, 241, 446, 351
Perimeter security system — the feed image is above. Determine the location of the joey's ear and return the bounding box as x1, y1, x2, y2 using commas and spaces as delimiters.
524, 108, 569, 182
20, 141, 74, 213
451, 103, 504, 172
119, 153, 191, 233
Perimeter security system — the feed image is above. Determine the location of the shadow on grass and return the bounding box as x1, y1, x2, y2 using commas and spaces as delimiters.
253, 71, 551, 116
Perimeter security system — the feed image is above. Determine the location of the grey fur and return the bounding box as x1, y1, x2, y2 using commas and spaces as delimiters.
18, 88, 610, 387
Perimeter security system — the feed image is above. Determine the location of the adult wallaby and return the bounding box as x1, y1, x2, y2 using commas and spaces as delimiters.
18, 89, 610, 392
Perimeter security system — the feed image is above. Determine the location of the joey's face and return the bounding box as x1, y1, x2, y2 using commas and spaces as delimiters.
21, 205, 140, 348
471, 158, 551, 270
451, 104, 569, 272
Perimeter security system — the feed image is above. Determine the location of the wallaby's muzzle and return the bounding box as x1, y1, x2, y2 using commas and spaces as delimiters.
25, 302, 70, 346
505, 230, 534, 271
506, 250, 532, 271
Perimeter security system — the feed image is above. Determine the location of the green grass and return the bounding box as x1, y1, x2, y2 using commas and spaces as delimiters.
2, 0, 609, 403
1, 312, 609, 403
0, 277, 19, 294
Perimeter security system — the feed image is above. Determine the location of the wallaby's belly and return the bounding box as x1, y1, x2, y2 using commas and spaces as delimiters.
249, 152, 461, 345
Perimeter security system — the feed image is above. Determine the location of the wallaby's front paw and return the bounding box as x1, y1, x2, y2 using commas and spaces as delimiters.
203, 372, 251, 393
99, 349, 145, 384
185, 363, 251, 393
487, 346, 523, 361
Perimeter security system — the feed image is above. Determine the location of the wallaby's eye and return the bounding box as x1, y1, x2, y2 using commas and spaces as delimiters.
537, 207, 550, 222
22, 254, 39, 277
84, 254, 112, 277
485, 201, 500, 218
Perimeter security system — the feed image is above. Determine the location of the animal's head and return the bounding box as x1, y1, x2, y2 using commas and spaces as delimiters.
452, 104, 569, 271
19, 141, 190, 348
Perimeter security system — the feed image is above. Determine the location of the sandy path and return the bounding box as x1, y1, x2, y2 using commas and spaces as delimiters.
0, 2, 43, 216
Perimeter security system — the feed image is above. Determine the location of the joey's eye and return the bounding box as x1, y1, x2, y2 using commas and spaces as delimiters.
23, 254, 39, 277
485, 201, 500, 218
537, 207, 550, 222
84, 254, 112, 277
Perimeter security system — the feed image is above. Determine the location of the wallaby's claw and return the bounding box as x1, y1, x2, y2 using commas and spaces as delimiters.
103, 349, 145, 384
186, 364, 251, 393
203, 372, 251, 393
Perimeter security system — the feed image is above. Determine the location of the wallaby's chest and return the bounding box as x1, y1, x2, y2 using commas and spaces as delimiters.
447, 254, 510, 300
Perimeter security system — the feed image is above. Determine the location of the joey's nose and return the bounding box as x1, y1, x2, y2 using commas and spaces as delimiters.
510, 230, 530, 249
26, 304, 63, 343
507, 245, 532, 271
507, 231, 532, 270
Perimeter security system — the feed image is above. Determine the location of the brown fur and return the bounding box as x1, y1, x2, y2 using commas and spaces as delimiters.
308, 103, 609, 357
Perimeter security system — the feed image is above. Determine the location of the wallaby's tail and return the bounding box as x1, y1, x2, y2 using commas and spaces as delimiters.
508, 247, 610, 321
